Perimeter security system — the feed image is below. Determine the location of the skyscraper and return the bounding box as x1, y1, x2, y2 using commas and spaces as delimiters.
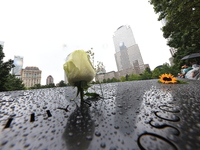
0, 41, 4, 47
161, 18, 177, 57
12, 56, 23, 78
46, 75, 54, 85
113, 25, 145, 76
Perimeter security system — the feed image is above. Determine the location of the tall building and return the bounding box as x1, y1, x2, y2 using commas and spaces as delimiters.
46, 75, 54, 85
64, 56, 69, 84
0, 41, 4, 47
21, 67, 42, 87
161, 18, 177, 65
113, 25, 145, 76
12, 56, 23, 78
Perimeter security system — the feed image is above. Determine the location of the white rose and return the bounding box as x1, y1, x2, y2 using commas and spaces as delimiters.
63, 50, 96, 86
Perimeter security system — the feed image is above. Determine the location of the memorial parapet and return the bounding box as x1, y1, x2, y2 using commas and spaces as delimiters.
0, 79, 199, 150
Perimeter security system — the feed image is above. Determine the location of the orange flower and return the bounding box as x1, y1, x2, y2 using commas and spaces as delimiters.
159, 74, 177, 84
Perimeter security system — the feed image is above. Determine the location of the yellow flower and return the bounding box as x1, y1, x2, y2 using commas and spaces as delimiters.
159, 74, 177, 84
63, 50, 96, 86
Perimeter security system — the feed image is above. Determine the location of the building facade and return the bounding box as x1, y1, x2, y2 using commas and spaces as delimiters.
161, 18, 177, 66
46, 75, 54, 85
113, 25, 145, 76
12, 56, 23, 78
0, 41, 4, 47
21, 67, 42, 87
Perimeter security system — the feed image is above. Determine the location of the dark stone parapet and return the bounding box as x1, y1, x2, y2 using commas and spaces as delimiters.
0, 79, 199, 150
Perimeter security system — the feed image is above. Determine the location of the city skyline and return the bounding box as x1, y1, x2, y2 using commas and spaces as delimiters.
1, 1, 171, 85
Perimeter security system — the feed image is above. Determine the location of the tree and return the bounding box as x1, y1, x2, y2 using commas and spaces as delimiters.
151, 63, 180, 78
120, 76, 126, 82
0, 45, 15, 91
111, 77, 118, 82
125, 74, 129, 81
58, 80, 67, 87
4, 74, 25, 91
152, 68, 162, 79
149, 0, 200, 68
45, 83, 56, 88
102, 79, 107, 83
106, 78, 111, 83
128, 74, 141, 81
95, 61, 106, 73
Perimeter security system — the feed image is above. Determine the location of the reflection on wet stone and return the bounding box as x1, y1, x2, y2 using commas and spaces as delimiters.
63, 103, 94, 150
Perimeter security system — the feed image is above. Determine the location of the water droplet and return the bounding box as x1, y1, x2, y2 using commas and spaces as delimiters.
1, 140, 8, 145
76, 142, 80, 146
68, 132, 73, 137
114, 126, 119, 129
23, 133, 28, 137
109, 146, 117, 150
86, 135, 92, 140
76, 120, 82, 124
10, 143, 15, 147
111, 112, 116, 115
100, 142, 106, 148
43, 106, 47, 109
51, 129, 56, 133
118, 105, 123, 108
24, 143, 30, 148
95, 131, 101, 137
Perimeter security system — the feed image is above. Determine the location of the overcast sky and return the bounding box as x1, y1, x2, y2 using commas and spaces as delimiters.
0, 0, 171, 85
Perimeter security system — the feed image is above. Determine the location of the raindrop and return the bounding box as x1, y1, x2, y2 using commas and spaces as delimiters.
76, 142, 80, 146
24, 143, 30, 148
1, 140, 8, 146
76, 120, 82, 124
111, 112, 116, 115
109, 146, 117, 150
118, 105, 123, 108
43, 106, 47, 109
100, 142, 106, 148
114, 126, 119, 129
95, 131, 101, 137
68, 132, 73, 137
86, 135, 92, 140
10, 143, 15, 147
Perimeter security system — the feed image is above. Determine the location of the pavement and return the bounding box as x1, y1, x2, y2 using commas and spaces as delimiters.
0, 79, 200, 150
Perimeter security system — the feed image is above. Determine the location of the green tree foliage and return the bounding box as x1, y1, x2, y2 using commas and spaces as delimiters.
149, 0, 200, 67
0, 45, 16, 91
125, 74, 129, 81
106, 78, 111, 83
29, 83, 56, 89
46, 83, 56, 88
29, 84, 42, 89
110, 77, 118, 82
58, 80, 67, 87
4, 74, 25, 91
140, 67, 152, 80
128, 74, 141, 81
102, 79, 107, 83
120, 76, 126, 82
152, 68, 162, 79
152, 63, 180, 78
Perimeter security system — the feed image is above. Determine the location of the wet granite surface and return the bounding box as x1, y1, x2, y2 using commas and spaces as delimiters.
0, 79, 200, 150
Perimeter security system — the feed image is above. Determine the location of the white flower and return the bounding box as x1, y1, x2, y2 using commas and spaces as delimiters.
63, 50, 96, 86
